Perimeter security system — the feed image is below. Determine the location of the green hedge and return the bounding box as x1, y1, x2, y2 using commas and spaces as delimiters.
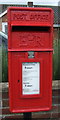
2, 42, 8, 82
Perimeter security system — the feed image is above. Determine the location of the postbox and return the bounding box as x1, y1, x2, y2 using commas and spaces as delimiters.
8, 7, 53, 113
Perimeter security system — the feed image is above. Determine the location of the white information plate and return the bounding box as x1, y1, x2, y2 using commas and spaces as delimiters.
22, 62, 40, 95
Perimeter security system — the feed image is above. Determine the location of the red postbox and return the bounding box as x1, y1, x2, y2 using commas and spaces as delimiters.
8, 7, 53, 113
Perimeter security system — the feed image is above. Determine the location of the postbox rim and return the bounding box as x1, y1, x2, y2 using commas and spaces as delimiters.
8, 6, 53, 12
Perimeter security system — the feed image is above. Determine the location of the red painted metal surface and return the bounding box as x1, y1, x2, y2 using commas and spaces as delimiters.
8, 7, 54, 113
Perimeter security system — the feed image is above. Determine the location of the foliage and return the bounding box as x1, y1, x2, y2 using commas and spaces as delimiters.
2, 42, 8, 82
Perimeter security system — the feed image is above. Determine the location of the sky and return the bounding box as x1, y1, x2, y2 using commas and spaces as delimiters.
0, 0, 60, 6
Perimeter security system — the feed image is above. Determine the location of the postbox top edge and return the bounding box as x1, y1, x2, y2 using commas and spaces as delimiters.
8, 6, 53, 12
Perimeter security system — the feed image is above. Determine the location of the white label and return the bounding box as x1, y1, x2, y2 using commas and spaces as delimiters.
22, 62, 40, 95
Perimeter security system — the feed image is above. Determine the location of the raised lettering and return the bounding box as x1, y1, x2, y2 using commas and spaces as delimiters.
12, 11, 50, 22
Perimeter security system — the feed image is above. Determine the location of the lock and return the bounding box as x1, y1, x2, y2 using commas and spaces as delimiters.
28, 51, 34, 58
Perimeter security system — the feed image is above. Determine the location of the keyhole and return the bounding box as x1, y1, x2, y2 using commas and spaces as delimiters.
18, 80, 20, 83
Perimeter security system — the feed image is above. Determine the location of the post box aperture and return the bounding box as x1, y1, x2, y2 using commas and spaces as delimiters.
8, 7, 53, 113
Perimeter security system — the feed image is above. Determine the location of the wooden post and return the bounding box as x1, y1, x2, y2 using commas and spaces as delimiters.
23, 2, 33, 120
23, 112, 32, 120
